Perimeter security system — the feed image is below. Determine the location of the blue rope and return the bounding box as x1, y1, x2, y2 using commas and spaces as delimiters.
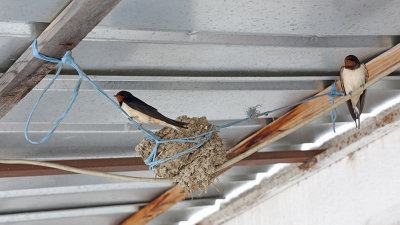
145, 125, 214, 169
25, 39, 344, 169
25, 41, 82, 144
326, 81, 345, 132
218, 81, 344, 132
27, 39, 159, 143
25, 39, 216, 169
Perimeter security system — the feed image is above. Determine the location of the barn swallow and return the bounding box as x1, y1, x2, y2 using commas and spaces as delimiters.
114, 91, 187, 129
340, 55, 369, 129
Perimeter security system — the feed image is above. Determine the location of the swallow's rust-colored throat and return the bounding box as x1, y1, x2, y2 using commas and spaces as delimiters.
116, 95, 124, 103
345, 60, 356, 68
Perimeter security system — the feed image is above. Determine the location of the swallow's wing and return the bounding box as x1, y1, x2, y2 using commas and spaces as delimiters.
362, 63, 369, 80
123, 96, 159, 115
357, 89, 367, 116
340, 66, 358, 121
339, 66, 345, 93
357, 64, 369, 115
124, 96, 187, 128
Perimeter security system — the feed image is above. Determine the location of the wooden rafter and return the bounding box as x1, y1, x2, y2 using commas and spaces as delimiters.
0, 157, 147, 178
0, 150, 323, 178
121, 186, 187, 225
121, 43, 400, 225
0, 0, 121, 119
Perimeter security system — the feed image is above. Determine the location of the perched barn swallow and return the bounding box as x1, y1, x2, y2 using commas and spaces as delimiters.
114, 91, 187, 129
340, 55, 369, 129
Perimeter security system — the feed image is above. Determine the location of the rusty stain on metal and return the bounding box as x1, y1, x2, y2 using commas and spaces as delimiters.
298, 157, 318, 170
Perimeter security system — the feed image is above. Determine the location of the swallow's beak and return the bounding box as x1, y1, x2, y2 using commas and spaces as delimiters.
113, 94, 117, 97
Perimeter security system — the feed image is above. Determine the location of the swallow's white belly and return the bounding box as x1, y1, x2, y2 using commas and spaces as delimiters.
342, 67, 366, 94
121, 102, 152, 124
120, 102, 174, 128
342, 67, 366, 108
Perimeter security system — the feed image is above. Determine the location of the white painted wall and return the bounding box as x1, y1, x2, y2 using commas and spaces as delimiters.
224, 126, 400, 225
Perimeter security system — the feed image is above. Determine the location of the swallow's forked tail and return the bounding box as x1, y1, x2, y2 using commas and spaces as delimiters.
354, 108, 361, 129
162, 116, 188, 129
354, 107, 360, 117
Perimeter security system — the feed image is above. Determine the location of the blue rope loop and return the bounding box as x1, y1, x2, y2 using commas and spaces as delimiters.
26, 39, 159, 144
26, 39, 345, 168
25, 40, 81, 144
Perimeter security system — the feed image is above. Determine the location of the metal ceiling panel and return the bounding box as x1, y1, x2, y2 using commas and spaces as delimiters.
0, 0, 68, 23
2, 0, 400, 36
98, 0, 400, 35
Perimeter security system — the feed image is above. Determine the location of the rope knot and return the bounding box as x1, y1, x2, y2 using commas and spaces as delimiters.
327, 81, 345, 133
327, 81, 345, 98
246, 105, 261, 120
61, 51, 73, 64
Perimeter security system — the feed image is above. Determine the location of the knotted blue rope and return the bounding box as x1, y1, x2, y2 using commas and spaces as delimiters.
144, 125, 214, 168
25, 40, 82, 144
326, 81, 345, 132
26, 39, 215, 169
26, 39, 344, 169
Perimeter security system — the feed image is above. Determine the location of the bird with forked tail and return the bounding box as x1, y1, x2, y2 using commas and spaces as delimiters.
114, 91, 188, 130
340, 55, 369, 129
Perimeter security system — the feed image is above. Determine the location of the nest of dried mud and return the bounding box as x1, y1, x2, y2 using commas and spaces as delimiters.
135, 116, 226, 193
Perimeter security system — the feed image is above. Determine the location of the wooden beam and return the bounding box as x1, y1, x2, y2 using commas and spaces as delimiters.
0, 0, 121, 119
121, 44, 400, 225
0, 157, 148, 178
119, 150, 323, 225
0, 150, 323, 178
121, 185, 187, 225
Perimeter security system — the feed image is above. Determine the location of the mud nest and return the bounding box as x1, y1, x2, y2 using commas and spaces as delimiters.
135, 116, 226, 193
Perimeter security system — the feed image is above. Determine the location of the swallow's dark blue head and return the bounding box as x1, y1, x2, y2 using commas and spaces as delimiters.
344, 55, 360, 69
114, 90, 133, 103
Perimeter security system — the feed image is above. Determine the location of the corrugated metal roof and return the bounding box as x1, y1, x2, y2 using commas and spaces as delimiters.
0, 0, 399, 224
